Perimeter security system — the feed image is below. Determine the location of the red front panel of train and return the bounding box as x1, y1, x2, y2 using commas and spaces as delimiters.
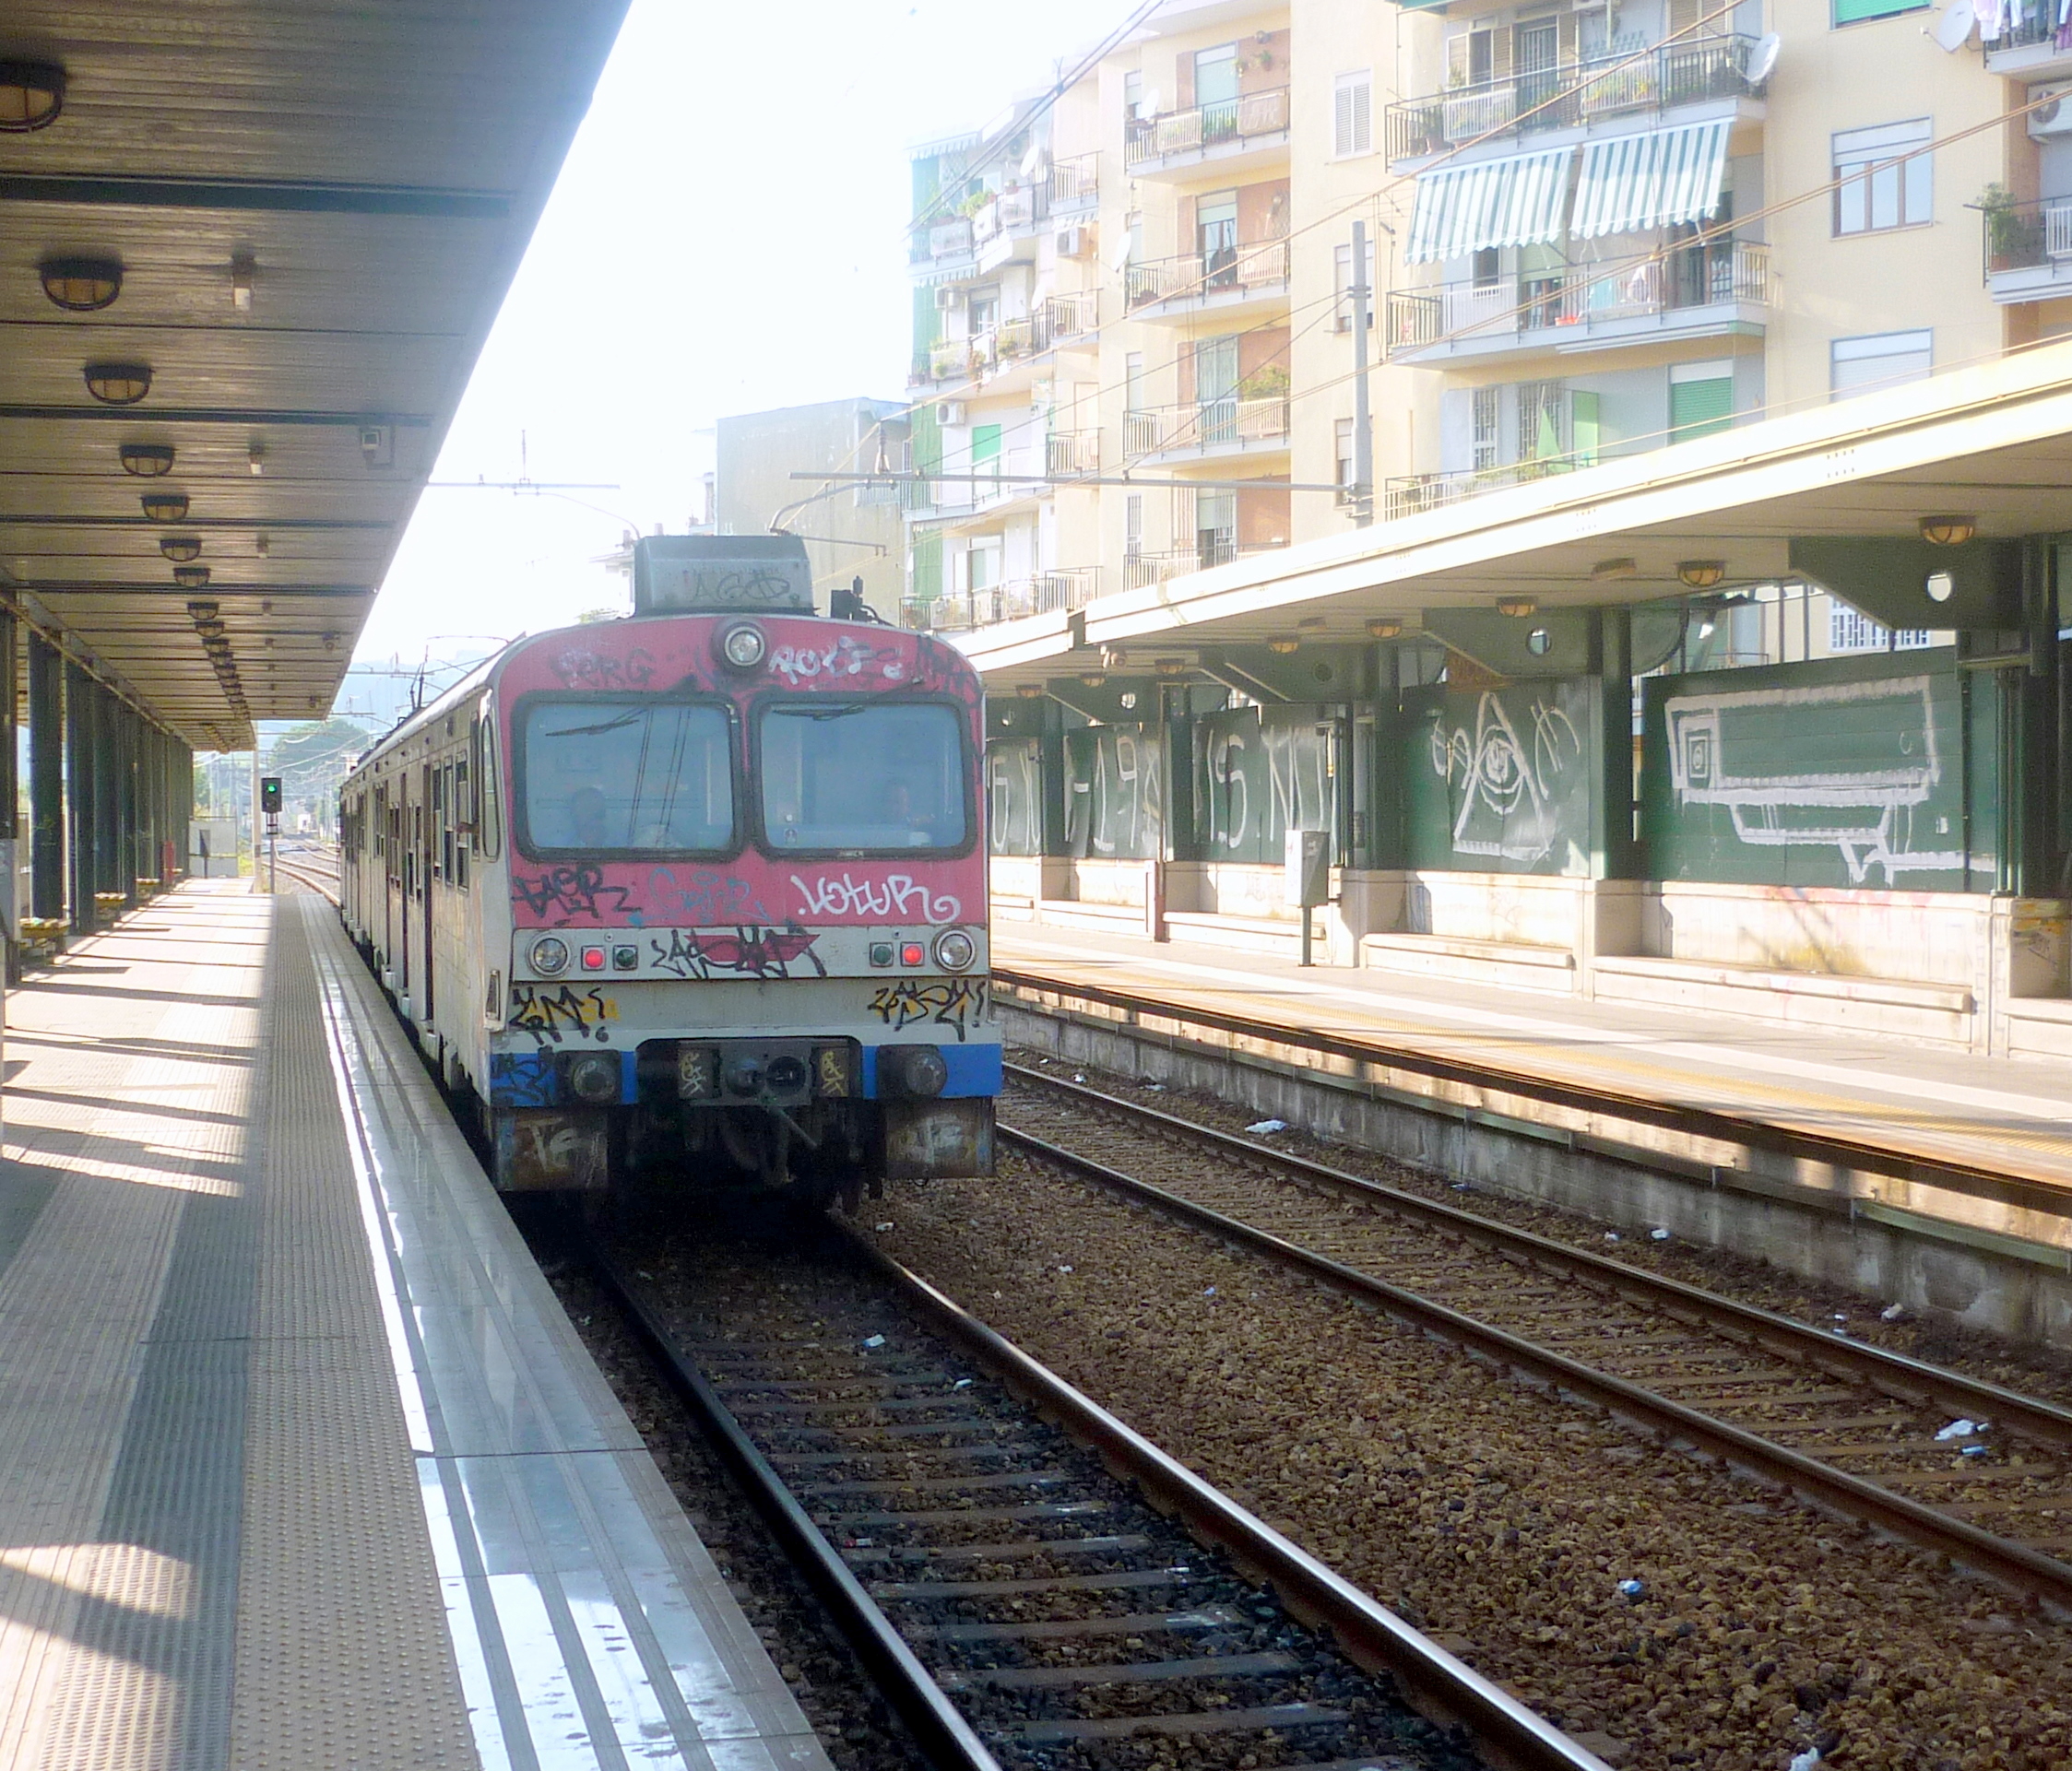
497, 618, 986, 931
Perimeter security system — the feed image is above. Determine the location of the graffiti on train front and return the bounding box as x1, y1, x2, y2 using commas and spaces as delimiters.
867, 976, 989, 1041
510, 984, 619, 1046
648, 925, 827, 981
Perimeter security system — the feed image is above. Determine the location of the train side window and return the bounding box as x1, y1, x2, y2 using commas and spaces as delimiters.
439, 764, 456, 883
476, 713, 503, 860
453, 758, 470, 890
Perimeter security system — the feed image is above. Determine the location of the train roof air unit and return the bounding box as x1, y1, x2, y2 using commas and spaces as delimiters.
633, 534, 813, 616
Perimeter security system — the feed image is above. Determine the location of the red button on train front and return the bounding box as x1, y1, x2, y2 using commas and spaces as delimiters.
581, 947, 607, 971
900, 942, 925, 966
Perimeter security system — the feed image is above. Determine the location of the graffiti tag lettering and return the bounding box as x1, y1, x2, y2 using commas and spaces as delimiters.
648, 924, 827, 981
771, 633, 905, 687
551, 645, 656, 691
792, 871, 961, 922
868, 976, 990, 1042
511, 864, 634, 925
510, 984, 618, 1046
645, 867, 774, 926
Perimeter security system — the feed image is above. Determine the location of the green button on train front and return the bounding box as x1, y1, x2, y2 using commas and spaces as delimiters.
869, 940, 895, 967
612, 943, 638, 971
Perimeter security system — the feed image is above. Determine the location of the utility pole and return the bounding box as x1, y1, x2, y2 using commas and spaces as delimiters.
1351, 219, 1374, 527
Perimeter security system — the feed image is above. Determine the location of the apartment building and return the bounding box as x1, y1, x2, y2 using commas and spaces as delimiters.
901, 0, 2038, 637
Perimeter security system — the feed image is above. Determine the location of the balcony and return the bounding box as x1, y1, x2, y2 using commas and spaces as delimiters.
1982, 195, 2072, 304
1125, 87, 1291, 179
919, 294, 1104, 387
902, 568, 1100, 632
1983, 11, 2072, 77
1125, 237, 1289, 323
1047, 429, 1100, 476
1121, 540, 1283, 591
1383, 455, 1600, 523
1123, 396, 1290, 464
1384, 240, 1770, 364
1385, 36, 1763, 166
1049, 152, 1098, 214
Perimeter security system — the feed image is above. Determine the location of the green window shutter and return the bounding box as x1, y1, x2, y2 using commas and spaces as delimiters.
972, 424, 1002, 463
909, 533, 942, 605
910, 405, 942, 477
1670, 374, 1733, 443
1833, 0, 1927, 22
1570, 391, 1601, 466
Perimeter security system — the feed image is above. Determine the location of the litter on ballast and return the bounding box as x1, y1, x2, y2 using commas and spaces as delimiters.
1247, 1118, 1288, 1134
1961, 1444, 1989, 1458
638, 1269, 655, 1280
1936, 1418, 1979, 1441
860, 1334, 886, 1350
1072, 1073, 1086, 1082
874, 1222, 894, 1232
952, 1377, 973, 1390
1880, 1302, 1912, 1321
1650, 1228, 1670, 1241
1833, 1313, 1848, 1321
1450, 1181, 1472, 1191
1616, 1578, 1645, 1598
1146, 1082, 1166, 1092
1604, 1232, 1621, 1243
1058, 1264, 1074, 1274
1788, 1751, 1821, 1771
1204, 1286, 1218, 1297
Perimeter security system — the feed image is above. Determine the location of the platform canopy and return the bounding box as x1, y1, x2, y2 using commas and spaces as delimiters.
0, 0, 631, 750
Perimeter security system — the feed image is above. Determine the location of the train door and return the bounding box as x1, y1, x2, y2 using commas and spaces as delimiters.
419, 763, 435, 1026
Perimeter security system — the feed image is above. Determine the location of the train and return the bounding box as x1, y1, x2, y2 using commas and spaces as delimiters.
337, 535, 998, 1210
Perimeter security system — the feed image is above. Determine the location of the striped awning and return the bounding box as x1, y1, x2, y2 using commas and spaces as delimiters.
1403, 147, 1576, 265
1571, 120, 1732, 242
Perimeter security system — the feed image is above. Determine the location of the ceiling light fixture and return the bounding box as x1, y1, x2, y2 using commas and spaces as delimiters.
0, 62, 66, 132
84, 361, 152, 405
1079, 671, 1107, 687
1154, 657, 1188, 678
172, 564, 211, 588
141, 492, 189, 522
1496, 596, 1538, 618
160, 536, 203, 563
1015, 681, 1044, 698
1918, 514, 1976, 546
1591, 558, 1637, 583
40, 256, 122, 312
185, 600, 219, 620
231, 253, 255, 312
247, 442, 265, 477
1676, 560, 1726, 591
1366, 619, 1403, 640
120, 443, 175, 478
1266, 635, 1300, 654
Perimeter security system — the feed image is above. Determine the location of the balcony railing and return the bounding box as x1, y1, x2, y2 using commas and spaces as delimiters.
922, 294, 1104, 384
1985, 9, 2062, 53
918, 217, 973, 262
1050, 152, 1098, 209
1121, 540, 1282, 590
1383, 456, 1599, 523
1047, 429, 1100, 476
1126, 86, 1290, 167
1385, 241, 1770, 354
972, 185, 1044, 245
1125, 237, 1289, 309
902, 568, 1100, 632
1124, 396, 1290, 458
1385, 35, 1760, 160
1983, 195, 2072, 276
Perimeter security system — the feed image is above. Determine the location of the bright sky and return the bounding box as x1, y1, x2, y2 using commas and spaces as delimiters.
355, 0, 1130, 685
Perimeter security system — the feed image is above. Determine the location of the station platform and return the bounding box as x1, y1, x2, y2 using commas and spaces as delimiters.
993, 920, 2072, 1196
0, 883, 833, 1771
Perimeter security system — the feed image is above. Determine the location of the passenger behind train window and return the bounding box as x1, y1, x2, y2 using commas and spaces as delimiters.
521, 700, 736, 855
759, 702, 966, 854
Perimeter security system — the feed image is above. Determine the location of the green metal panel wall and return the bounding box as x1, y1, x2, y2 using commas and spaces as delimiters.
1403, 679, 1601, 876
1192, 706, 1332, 864
1640, 651, 1998, 891
987, 738, 1043, 856
1064, 725, 1163, 859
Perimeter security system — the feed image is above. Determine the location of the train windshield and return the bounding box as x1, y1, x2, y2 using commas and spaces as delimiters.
759, 702, 967, 853
520, 699, 734, 854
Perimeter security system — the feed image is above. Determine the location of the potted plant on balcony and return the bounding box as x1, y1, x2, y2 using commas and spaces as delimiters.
1980, 183, 2044, 270
1239, 364, 1291, 399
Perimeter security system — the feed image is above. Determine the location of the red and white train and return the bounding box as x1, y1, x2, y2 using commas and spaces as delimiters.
337, 537, 997, 1208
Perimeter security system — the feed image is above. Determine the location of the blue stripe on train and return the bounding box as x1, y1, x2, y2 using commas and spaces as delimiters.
490, 1042, 1002, 1108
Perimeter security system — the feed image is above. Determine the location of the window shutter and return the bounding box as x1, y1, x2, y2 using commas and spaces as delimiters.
1447, 32, 1470, 86
1669, 374, 1733, 441
1667, 0, 1713, 38
1558, 13, 1580, 63
1333, 76, 1372, 156
1490, 30, 1512, 81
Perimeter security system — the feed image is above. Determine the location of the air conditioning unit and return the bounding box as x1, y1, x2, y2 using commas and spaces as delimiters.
934, 285, 961, 311
1056, 226, 1084, 257
2031, 82, 2072, 138
937, 400, 967, 426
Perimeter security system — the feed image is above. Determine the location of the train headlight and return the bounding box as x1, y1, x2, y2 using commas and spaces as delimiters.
530, 936, 569, 975
716, 621, 767, 672
565, 1051, 621, 1104
933, 929, 977, 972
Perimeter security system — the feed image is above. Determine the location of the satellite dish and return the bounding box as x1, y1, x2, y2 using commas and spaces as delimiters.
1747, 32, 1782, 86
1019, 142, 1043, 180
1935, 0, 1974, 49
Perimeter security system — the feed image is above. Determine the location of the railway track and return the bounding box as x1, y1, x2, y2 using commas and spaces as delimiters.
998, 1062, 2072, 1613
584, 1225, 1611, 1771
269, 845, 340, 900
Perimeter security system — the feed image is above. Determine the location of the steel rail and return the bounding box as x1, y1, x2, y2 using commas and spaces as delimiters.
583, 1245, 1005, 1771
996, 1121, 2072, 1614
1007, 1063, 2072, 1457
991, 967, 2072, 1222
843, 1230, 1614, 1771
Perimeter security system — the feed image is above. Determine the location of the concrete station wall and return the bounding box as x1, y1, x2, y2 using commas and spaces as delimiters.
987, 638, 2072, 1058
